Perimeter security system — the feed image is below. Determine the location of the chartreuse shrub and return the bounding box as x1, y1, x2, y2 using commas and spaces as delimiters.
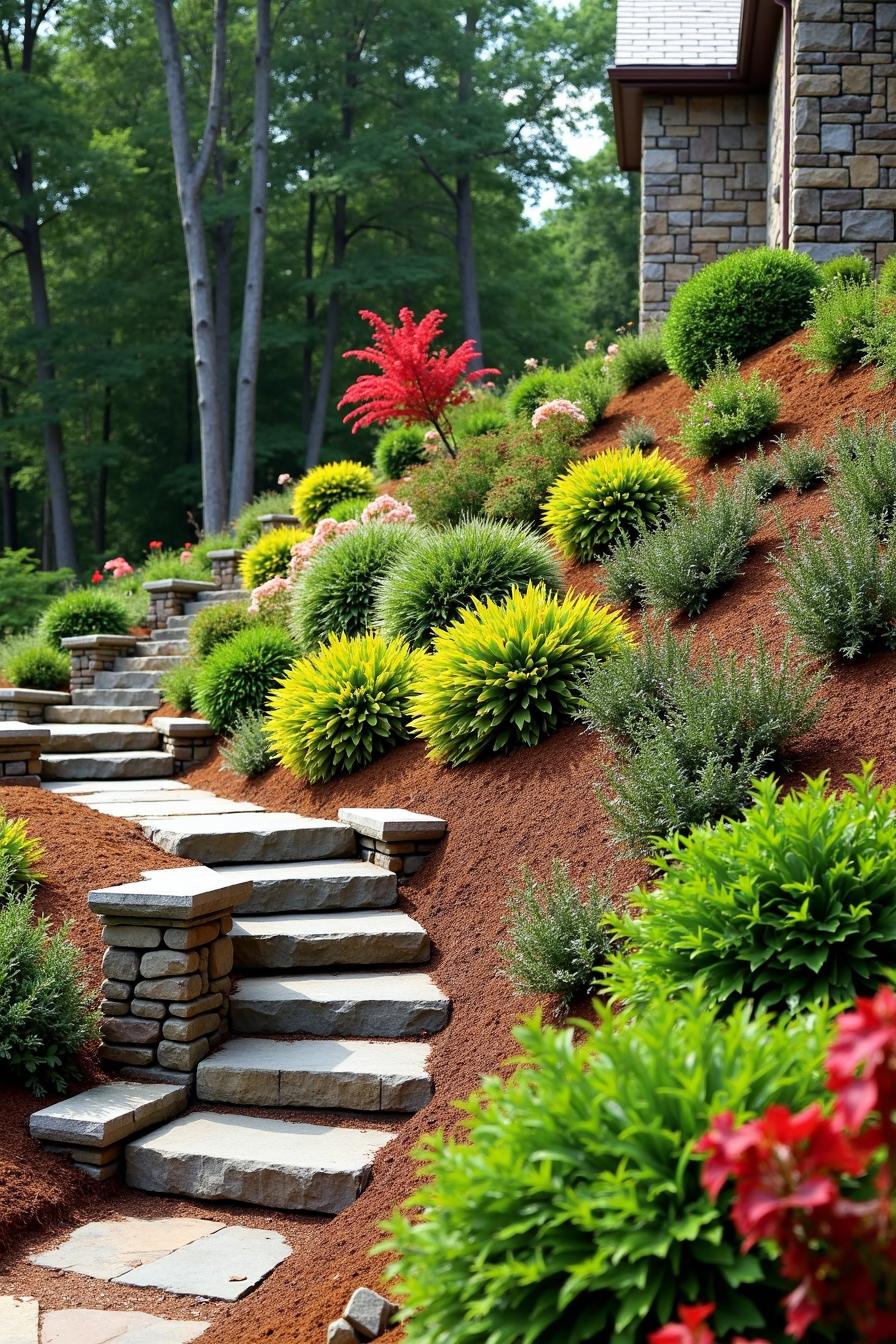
827, 413, 896, 532
410, 585, 630, 765
677, 357, 781, 459
498, 860, 614, 1007
267, 632, 419, 783
377, 519, 562, 650
664, 247, 820, 388
374, 425, 426, 480
0, 814, 44, 887
605, 767, 896, 1016
773, 432, 828, 493
608, 324, 667, 392
220, 711, 274, 778
290, 522, 415, 654
819, 252, 872, 286
482, 432, 573, 526
40, 588, 130, 649
2, 636, 69, 691
382, 988, 834, 1344
188, 601, 252, 660
798, 275, 877, 373
292, 460, 376, 527
543, 449, 689, 563
397, 438, 503, 527
194, 625, 297, 733
506, 368, 562, 421
234, 487, 294, 547
239, 525, 308, 589
160, 660, 199, 714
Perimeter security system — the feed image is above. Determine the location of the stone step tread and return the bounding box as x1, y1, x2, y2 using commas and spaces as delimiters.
114, 656, 183, 672
45, 705, 153, 725
230, 970, 451, 1038
196, 1037, 432, 1112
141, 638, 190, 652
30, 1081, 188, 1147
212, 859, 397, 915
43, 778, 191, 795
125, 1111, 394, 1213
94, 672, 164, 689
142, 813, 355, 865
92, 795, 263, 819
231, 910, 430, 970
45, 724, 161, 753
42, 751, 175, 781
72, 689, 161, 707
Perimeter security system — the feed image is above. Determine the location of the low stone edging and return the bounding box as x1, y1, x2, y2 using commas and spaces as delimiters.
207, 548, 245, 590
0, 688, 70, 723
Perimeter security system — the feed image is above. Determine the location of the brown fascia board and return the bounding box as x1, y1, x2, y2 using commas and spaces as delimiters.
609, 0, 780, 171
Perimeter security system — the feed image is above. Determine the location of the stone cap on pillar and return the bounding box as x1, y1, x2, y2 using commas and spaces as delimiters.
0, 688, 70, 705
258, 513, 301, 528
88, 865, 252, 923
337, 807, 447, 841
206, 548, 244, 560
0, 719, 52, 747
143, 578, 219, 595
152, 717, 214, 738
61, 634, 138, 652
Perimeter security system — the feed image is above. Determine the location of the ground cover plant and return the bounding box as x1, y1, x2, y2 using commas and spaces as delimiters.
40, 588, 131, 648
827, 413, 896, 532
798, 275, 877, 373
861, 299, 896, 386
267, 632, 419, 783
606, 324, 667, 392
292, 460, 376, 526
543, 449, 689, 562
188, 600, 253, 659
410, 584, 630, 765
374, 424, 426, 480
239, 525, 309, 588
220, 710, 275, 778
773, 433, 828, 493
383, 990, 834, 1344
880, 252, 896, 296
1, 636, 70, 691
194, 624, 297, 732
618, 417, 657, 451
376, 518, 562, 649
663, 248, 820, 388
677, 358, 780, 459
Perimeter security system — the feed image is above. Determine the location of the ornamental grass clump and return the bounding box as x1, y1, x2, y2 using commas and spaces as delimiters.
374, 424, 426, 480
773, 432, 828, 493
543, 449, 689, 563
194, 624, 297, 733
160, 660, 199, 714
827, 413, 896, 533
239, 525, 309, 589
267, 632, 419, 783
2, 636, 69, 691
188, 600, 252, 659
410, 584, 630, 765
618, 417, 657, 451
604, 767, 896, 1017
40, 588, 130, 649
219, 710, 275, 778
290, 522, 415, 654
382, 988, 834, 1344
234, 487, 294, 547
376, 519, 562, 650
292, 460, 376, 527
677, 357, 781, 460
799, 275, 877, 374
607, 324, 667, 392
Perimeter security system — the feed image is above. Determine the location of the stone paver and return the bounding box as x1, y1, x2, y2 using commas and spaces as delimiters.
40, 1309, 207, 1343
141, 813, 354, 864
337, 807, 446, 841
88, 867, 251, 923
116, 1226, 291, 1300
42, 751, 174, 781
0, 1295, 38, 1344
29, 1083, 188, 1148
91, 798, 263, 819
31, 1218, 221, 1281
230, 910, 430, 969
42, 779, 190, 795
230, 971, 451, 1037
217, 860, 397, 915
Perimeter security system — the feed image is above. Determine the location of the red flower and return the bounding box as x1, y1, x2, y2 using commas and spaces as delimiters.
91, 570, 103, 584
148, 540, 163, 550
182, 541, 193, 549
649, 1303, 716, 1344
827, 986, 896, 1132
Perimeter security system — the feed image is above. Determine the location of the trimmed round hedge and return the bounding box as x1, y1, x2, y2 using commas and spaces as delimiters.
3, 638, 70, 691
290, 522, 415, 654
40, 588, 131, 649
374, 425, 426, 481
193, 625, 297, 733
663, 247, 820, 387
376, 518, 563, 650
188, 601, 253, 659
292, 460, 376, 527
543, 449, 689, 562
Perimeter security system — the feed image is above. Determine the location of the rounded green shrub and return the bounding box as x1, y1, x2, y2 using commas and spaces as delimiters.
234, 487, 295, 548
604, 768, 896, 1015
327, 496, 368, 522
880, 252, 896, 297
664, 247, 820, 387
292, 460, 376, 527
383, 990, 834, 1344
410, 585, 630, 765
607, 325, 668, 393
819, 252, 872, 286
374, 425, 427, 480
267, 632, 420, 783
559, 358, 611, 428
377, 518, 563, 649
453, 402, 509, 442
239, 525, 308, 589
188, 601, 253, 660
3, 637, 70, 691
290, 522, 415, 654
40, 588, 131, 649
160, 660, 199, 714
677, 357, 781, 459
194, 625, 297, 733
543, 449, 690, 562
506, 368, 562, 421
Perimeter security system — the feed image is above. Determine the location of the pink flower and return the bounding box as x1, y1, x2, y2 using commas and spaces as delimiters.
179, 549, 193, 565
248, 575, 292, 617
277, 473, 293, 486
289, 517, 358, 579
531, 399, 588, 430
360, 495, 416, 526
584, 339, 597, 354
523, 357, 540, 372
606, 343, 619, 357
103, 556, 134, 579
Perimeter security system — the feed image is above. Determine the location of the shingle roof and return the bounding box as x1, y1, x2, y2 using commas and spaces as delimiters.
614, 0, 743, 67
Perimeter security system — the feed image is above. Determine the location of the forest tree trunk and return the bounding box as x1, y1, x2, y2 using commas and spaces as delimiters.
305, 192, 346, 469
456, 172, 483, 366
300, 188, 317, 438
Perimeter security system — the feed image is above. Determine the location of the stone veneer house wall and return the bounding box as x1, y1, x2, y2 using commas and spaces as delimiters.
609, 0, 896, 326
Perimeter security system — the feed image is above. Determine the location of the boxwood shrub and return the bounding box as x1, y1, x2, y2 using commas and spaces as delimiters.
40, 588, 131, 649
194, 625, 297, 732
2, 636, 70, 691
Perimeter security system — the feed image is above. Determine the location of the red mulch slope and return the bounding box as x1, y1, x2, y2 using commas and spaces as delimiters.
4, 335, 896, 1341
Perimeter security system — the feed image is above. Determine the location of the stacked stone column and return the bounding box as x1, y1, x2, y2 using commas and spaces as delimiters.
0, 721, 49, 786
207, 548, 245, 590
338, 807, 447, 880
62, 634, 137, 690
143, 578, 219, 631
153, 716, 216, 771
259, 512, 301, 533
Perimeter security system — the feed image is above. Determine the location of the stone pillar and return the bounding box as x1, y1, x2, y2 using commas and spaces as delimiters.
153, 716, 216, 770
88, 866, 251, 1088
143, 579, 219, 631
338, 807, 447, 880
0, 720, 49, 785
258, 513, 301, 533
61, 634, 138, 690
0, 688, 70, 722
207, 549, 245, 590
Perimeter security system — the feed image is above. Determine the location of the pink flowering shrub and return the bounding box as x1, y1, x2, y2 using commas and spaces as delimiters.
289, 517, 359, 580
530, 398, 588, 431
103, 556, 134, 579
248, 575, 292, 624
360, 495, 416, 526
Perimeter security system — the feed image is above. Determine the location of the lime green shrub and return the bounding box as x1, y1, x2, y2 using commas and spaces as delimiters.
396, 438, 504, 527
374, 425, 427, 480
327, 496, 368, 521
0, 814, 44, 887
377, 519, 562, 650
411, 585, 630, 765
194, 625, 297, 732
544, 449, 689, 562
798, 276, 877, 373
607, 324, 667, 392
819, 253, 872, 286
290, 522, 415, 654
2, 636, 69, 691
664, 247, 820, 387
40, 588, 131, 648
677, 357, 781, 459
239, 525, 308, 589
267, 632, 419, 783
383, 990, 833, 1344
292, 460, 376, 526
188, 601, 253, 659
159, 660, 199, 714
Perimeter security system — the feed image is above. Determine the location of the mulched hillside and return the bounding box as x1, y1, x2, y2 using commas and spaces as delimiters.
4, 332, 896, 1343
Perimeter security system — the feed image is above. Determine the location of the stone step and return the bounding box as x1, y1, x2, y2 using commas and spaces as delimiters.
80, 787, 208, 809
214, 859, 398, 915
43, 778, 191, 795
231, 911, 430, 971
72, 688, 161, 708
45, 705, 152, 725
42, 750, 175, 781
92, 794, 263, 819
230, 971, 451, 1038
139, 639, 190, 656
164, 616, 192, 630
185, 591, 250, 612
125, 1111, 394, 1213
94, 671, 164, 690
45, 723, 161, 754
114, 656, 183, 673
142, 812, 355, 864
197, 1037, 432, 1112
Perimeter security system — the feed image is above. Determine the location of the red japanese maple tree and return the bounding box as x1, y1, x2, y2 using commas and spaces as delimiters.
338, 307, 499, 457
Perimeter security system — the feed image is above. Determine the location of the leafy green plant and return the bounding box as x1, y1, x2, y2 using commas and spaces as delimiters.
233, 487, 295, 547
774, 510, 896, 658
327, 496, 368, 521
382, 989, 834, 1344
40, 587, 131, 649
0, 549, 74, 635
188, 600, 252, 659
676, 357, 780, 459
827, 413, 896, 532
607, 324, 667, 392
292, 459, 376, 526
543, 449, 689, 562
290, 521, 415, 654
0, 814, 44, 887
773, 432, 828, 493
737, 445, 781, 502
194, 624, 297, 732
377, 518, 562, 650
664, 247, 820, 387
219, 710, 275, 777
482, 432, 573, 526
374, 424, 427, 480
605, 767, 896, 1016
879, 253, 896, 297
618, 417, 657, 451
860, 300, 896, 386
396, 437, 503, 527
819, 253, 872, 286
410, 584, 630, 765
798, 276, 877, 373
138, 548, 213, 583
239, 525, 308, 588
159, 659, 199, 714
506, 367, 562, 421
452, 400, 509, 442
560, 357, 611, 427
2, 636, 70, 691
498, 860, 614, 1007
267, 632, 419, 782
